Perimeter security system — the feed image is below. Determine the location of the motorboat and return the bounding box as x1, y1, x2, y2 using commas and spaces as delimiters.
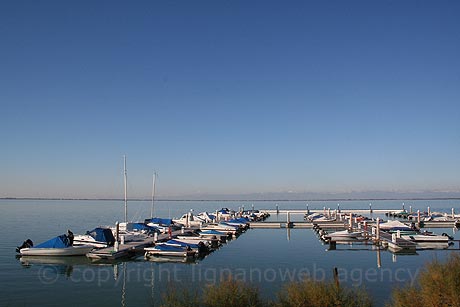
323, 229, 362, 241
379, 220, 416, 234
164, 239, 210, 254
304, 213, 335, 222
144, 244, 196, 258
402, 232, 451, 243
220, 217, 250, 230
200, 223, 240, 235
173, 212, 203, 228
144, 217, 174, 233
17, 235, 94, 256
73, 227, 116, 248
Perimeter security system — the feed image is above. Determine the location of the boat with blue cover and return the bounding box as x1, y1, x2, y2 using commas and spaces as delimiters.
73, 227, 116, 248
144, 243, 196, 258
17, 234, 94, 256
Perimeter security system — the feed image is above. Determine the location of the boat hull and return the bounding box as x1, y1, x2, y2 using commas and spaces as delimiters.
20, 245, 94, 256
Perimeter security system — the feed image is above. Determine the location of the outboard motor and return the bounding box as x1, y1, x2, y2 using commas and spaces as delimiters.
16, 239, 33, 253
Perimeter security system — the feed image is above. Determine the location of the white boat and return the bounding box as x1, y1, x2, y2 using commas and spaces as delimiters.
18, 235, 94, 256
323, 229, 362, 240
19, 245, 94, 256
73, 227, 116, 248
173, 212, 203, 228
201, 223, 240, 235
144, 244, 196, 258
402, 232, 451, 243
305, 213, 335, 222
379, 220, 412, 230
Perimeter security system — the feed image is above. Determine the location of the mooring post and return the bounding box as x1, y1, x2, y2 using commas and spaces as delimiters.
276, 204, 279, 214
115, 221, 119, 252
402, 202, 405, 212
337, 203, 340, 213
376, 217, 380, 241
349, 213, 353, 229
369, 203, 373, 213
287, 211, 292, 228
333, 267, 339, 287
392, 233, 397, 243
452, 208, 455, 218
153, 232, 158, 243
409, 205, 412, 214
417, 210, 421, 227
428, 206, 431, 216
306, 203, 309, 214
328, 208, 331, 218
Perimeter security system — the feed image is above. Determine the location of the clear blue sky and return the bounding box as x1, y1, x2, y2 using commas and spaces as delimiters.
2, 0, 459, 199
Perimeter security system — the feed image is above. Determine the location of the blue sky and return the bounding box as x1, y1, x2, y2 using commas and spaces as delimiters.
2, 1, 459, 199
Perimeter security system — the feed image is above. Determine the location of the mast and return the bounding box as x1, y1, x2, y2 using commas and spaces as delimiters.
151, 171, 157, 218
123, 155, 128, 223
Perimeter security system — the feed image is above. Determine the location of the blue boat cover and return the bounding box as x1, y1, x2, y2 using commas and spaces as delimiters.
154, 244, 185, 251
227, 218, 249, 223
145, 217, 173, 226
35, 234, 71, 248
129, 223, 156, 231
86, 228, 115, 245
200, 230, 226, 235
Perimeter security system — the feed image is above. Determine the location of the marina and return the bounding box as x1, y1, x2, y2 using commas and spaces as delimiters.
3, 198, 460, 307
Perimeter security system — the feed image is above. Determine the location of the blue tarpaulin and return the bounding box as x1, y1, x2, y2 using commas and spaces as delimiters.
34, 235, 70, 248
86, 228, 115, 246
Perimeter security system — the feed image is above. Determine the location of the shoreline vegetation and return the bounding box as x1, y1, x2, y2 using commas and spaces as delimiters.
161, 254, 460, 307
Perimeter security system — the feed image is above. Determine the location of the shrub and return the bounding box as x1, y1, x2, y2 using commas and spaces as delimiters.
388, 253, 460, 307
272, 278, 372, 307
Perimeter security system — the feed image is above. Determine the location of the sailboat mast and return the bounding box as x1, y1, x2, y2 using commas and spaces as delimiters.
151, 172, 156, 218
123, 155, 128, 223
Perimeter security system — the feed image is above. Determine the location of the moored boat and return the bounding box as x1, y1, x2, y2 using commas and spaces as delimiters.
73, 227, 116, 248
17, 234, 94, 256
144, 244, 196, 258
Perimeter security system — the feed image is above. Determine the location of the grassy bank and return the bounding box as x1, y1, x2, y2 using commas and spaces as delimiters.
160, 254, 460, 307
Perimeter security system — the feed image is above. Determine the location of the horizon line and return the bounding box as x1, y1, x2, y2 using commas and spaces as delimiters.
2, 197, 460, 202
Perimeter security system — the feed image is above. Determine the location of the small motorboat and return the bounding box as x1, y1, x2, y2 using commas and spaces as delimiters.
73, 227, 116, 248
17, 235, 94, 256
323, 229, 362, 241
164, 239, 210, 254
402, 232, 451, 243
200, 223, 240, 235
144, 244, 196, 258
173, 212, 203, 228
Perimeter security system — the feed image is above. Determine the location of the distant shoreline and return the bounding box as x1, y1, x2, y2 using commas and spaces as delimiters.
2, 197, 460, 202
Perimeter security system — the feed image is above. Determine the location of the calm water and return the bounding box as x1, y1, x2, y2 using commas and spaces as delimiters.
1, 199, 459, 306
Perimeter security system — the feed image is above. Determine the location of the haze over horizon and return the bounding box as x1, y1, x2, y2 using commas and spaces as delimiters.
2, 1, 460, 200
